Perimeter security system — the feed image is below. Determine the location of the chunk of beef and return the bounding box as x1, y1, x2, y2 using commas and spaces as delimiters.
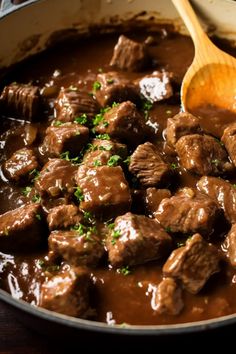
110, 35, 150, 72
221, 123, 236, 167
0, 83, 41, 121
95, 72, 139, 107
40, 267, 91, 318
41, 123, 89, 157
3, 148, 39, 182
129, 142, 171, 187
55, 87, 99, 122
155, 188, 219, 235
145, 188, 171, 216
76, 165, 131, 218
35, 159, 77, 198
106, 212, 172, 267
47, 204, 83, 230
137, 71, 173, 103
163, 234, 221, 294
48, 230, 105, 267
0, 203, 45, 251
224, 224, 236, 267
197, 176, 236, 224
83, 139, 127, 167
176, 134, 233, 176
95, 101, 146, 146
166, 112, 202, 147
151, 278, 184, 315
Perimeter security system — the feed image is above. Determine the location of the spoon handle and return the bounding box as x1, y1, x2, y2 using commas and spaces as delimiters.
171, 0, 211, 51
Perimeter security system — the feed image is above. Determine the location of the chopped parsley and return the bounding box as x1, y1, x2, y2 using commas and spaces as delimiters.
86, 143, 98, 152
75, 114, 88, 125
83, 211, 93, 221
176, 241, 185, 248
93, 113, 104, 126
74, 187, 84, 202
93, 159, 102, 167
29, 169, 40, 182
111, 229, 121, 245
93, 81, 101, 91
211, 159, 220, 166
53, 120, 63, 126
165, 226, 172, 233
123, 156, 131, 166
112, 102, 119, 108
107, 222, 115, 230
119, 266, 131, 276
141, 99, 153, 119
32, 194, 41, 203
22, 186, 32, 197
171, 162, 178, 170
107, 78, 114, 84
107, 155, 121, 167
35, 214, 42, 221
99, 145, 112, 151
96, 134, 110, 140
60, 151, 80, 164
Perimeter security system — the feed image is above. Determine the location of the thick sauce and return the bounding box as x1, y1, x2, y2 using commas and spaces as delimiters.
0, 29, 236, 325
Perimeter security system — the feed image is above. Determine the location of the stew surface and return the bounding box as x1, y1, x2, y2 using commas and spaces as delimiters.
0, 26, 236, 326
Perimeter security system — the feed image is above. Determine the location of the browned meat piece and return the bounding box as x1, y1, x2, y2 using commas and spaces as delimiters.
76, 165, 131, 218
110, 35, 150, 72
95, 72, 139, 107
197, 176, 236, 224
137, 71, 173, 103
144, 188, 171, 216
48, 230, 105, 267
35, 159, 77, 198
95, 101, 146, 146
41, 123, 89, 157
0, 203, 45, 251
0, 83, 41, 121
151, 278, 184, 315
106, 212, 172, 267
155, 188, 219, 235
55, 87, 99, 122
83, 139, 127, 167
176, 134, 233, 176
129, 142, 171, 187
224, 224, 236, 267
221, 123, 236, 167
3, 148, 39, 182
163, 234, 221, 294
166, 112, 202, 147
40, 267, 91, 318
47, 204, 83, 230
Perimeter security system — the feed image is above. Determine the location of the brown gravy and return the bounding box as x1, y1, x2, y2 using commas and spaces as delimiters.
0, 28, 236, 326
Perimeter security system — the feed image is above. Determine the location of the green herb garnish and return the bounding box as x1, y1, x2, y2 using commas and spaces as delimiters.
74, 187, 84, 202
75, 114, 87, 125
22, 186, 32, 197
107, 155, 121, 167
93, 81, 101, 91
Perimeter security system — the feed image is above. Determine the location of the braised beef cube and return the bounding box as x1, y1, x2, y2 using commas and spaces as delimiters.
151, 278, 184, 315
55, 88, 99, 122
35, 159, 77, 198
83, 139, 127, 167
40, 267, 91, 318
155, 188, 219, 235
129, 142, 171, 187
3, 148, 39, 182
222, 123, 236, 167
0, 83, 41, 121
95, 72, 139, 107
166, 112, 202, 147
224, 224, 236, 267
110, 35, 150, 72
145, 188, 171, 216
95, 101, 146, 146
137, 71, 173, 103
197, 176, 236, 224
176, 134, 233, 176
0, 203, 45, 251
42, 123, 89, 157
47, 204, 83, 230
48, 230, 105, 267
163, 234, 221, 294
106, 212, 172, 267
76, 165, 131, 218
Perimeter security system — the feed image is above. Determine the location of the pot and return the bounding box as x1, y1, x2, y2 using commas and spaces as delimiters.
0, 0, 236, 340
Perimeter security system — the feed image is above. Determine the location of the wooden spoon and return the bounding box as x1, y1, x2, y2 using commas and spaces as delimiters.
172, 0, 236, 114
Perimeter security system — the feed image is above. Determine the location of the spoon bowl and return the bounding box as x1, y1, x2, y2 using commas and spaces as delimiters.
172, 0, 236, 114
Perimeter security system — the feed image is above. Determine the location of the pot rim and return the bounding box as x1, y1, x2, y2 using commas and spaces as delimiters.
0, 288, 235, 335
